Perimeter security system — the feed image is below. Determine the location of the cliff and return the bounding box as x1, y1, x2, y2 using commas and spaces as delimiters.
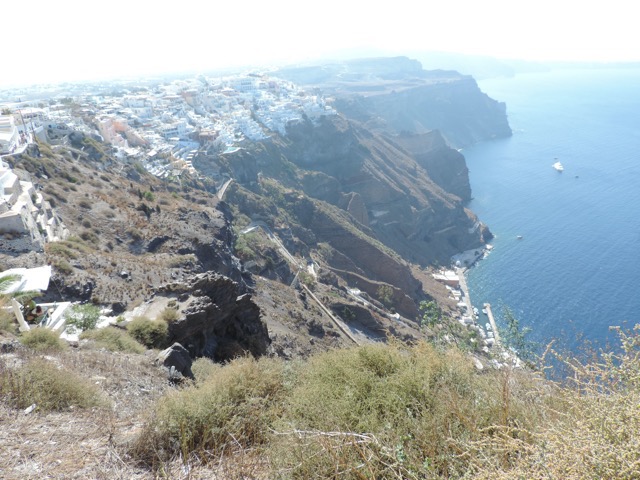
274, 56, 512, 148
210, 113, 491, 319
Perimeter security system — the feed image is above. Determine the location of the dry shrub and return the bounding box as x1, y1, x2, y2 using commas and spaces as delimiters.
0, 308, 17, 335
159, 307, 179, 323
130, 333, 640, 479
191, 356, 218, 384
270, 342, 549, 478
0, 357, 106, 411
20, 328, 66, 352
80, 326, 145, 354
466, 326, 640, 479
132, 356, 286, 467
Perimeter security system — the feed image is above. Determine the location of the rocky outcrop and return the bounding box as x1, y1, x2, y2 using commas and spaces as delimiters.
282, 116, 486, 264
395, 131, 471, 202
156, 343, 194, 380
162, 272, 270, 362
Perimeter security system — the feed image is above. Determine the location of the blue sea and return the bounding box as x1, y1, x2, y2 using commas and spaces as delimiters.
463, 67, 640, 352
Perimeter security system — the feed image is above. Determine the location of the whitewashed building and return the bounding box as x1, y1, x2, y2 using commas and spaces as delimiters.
0, 115, 20, 154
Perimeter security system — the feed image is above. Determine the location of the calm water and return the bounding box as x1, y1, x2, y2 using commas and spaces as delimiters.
464, 67, 640, 352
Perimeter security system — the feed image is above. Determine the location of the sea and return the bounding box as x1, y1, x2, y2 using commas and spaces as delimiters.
463, 66, 640, 353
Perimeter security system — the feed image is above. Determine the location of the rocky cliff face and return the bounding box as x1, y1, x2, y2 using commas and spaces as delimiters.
220, 112, 491, 318
282, 115, 489, 265
162, 272, 270, 361
333, 75, 511, 148
394, 130, 471, 202
274, 56, 512, 148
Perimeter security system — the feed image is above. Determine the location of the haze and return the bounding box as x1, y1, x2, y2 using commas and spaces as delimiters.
4, 0, 639, 87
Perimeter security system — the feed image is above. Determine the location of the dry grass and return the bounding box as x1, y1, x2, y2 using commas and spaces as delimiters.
3, 329, 640, 478
0, 347, 175, 479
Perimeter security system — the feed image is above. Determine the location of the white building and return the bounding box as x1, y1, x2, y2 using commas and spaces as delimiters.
0, 115, 20, 154
0, 162, 68, 252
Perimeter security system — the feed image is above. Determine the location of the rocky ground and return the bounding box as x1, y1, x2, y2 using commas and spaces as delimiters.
0, 342, 259, 479
3, 137, 473, 358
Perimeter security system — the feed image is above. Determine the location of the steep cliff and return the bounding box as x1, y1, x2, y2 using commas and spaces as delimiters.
334, 75, 511, 148
274, 56, 512, 148
216, 112, 491, 318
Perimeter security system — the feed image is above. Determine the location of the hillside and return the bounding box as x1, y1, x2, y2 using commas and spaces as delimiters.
0, 60, 533, 478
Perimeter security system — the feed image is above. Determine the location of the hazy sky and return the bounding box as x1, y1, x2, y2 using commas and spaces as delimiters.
4, 0, 638, 87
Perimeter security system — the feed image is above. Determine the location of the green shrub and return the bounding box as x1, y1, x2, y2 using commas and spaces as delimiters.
126, 317, 168, 349
234, 232, 260, 261
66, 303, 101, 332
46, 242, 77, 259
20, 328, 66, 352
53, 258, 73, 275
0, 357, 105, 411
273, 342, 544, 478
376, 284, 394, 307
80, 326, 145, 354
142, 191, 155, 202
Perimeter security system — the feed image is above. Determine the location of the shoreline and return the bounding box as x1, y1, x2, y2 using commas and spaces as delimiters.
434, 245, 497, 349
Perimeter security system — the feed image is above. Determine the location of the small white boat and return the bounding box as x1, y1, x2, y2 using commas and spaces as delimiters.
553, 161, 564, 172
516, 235, 523, 240
482, 308, 487, 315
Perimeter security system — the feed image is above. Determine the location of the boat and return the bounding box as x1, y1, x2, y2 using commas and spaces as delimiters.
553, 161, 564, 172
516, 235, 523, 240
482, 308, 487, 315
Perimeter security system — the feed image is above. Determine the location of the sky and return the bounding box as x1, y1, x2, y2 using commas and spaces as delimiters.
3, 0, 639, 87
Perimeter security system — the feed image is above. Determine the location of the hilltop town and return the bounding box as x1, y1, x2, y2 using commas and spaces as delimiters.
1, 72, 336, 183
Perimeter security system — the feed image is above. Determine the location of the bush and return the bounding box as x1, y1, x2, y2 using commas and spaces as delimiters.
0, 357, 105, 411
159, 307, 179, 323
20, 328, 66, 352
53, 258, 73, 275
126, 317, 168, 349
0, 308, 17, 335
269, 342, 544, 478
191, 357, 219, 384
46, 242, 77, 259
80, 326, 145, 354
132, 357, 286, 463
66, 303, 101, 332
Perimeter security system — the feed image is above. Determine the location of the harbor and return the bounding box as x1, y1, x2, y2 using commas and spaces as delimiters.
433, 246, 499, 350
483, 303, 500, 345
